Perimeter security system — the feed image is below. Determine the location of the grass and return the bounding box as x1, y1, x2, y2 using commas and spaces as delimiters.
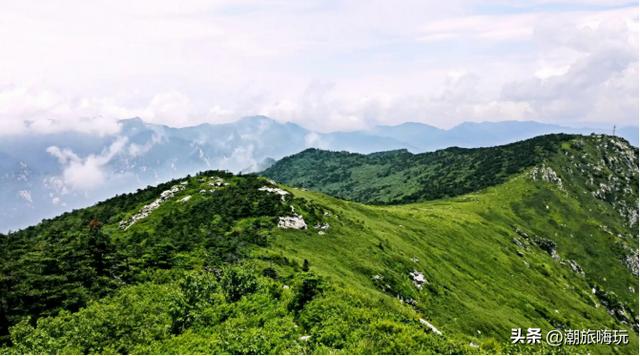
256, 174, 638, 353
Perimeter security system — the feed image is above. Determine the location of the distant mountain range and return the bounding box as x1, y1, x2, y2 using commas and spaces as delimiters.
0, 115, 637, 232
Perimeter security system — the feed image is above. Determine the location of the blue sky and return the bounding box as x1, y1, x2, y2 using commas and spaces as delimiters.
0, 0, 637, 134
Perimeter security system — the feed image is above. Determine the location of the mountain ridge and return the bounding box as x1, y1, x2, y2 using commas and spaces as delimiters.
1, 116, 637, 233
1, 132, 637, 354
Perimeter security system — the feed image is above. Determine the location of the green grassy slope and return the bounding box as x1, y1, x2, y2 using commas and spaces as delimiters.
0, 134, 637, 354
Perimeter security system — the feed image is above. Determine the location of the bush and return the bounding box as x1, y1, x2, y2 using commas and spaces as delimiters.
170, 272, 218, 334
288, 272, 323, 313
221, 266, 259, 302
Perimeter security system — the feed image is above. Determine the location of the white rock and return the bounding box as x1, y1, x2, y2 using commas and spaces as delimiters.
259, 186, 289, 201
119, 184, 185, 230
419, 319, 442, 335
409, 270, 426, 289
209, 177, 228, 187
299, 335, 311, 341
314, 223, 330, 230
179, 195, 191, 203
278, 215, 307, 229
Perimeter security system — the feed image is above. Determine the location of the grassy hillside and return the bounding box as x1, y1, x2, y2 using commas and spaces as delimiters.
0, 134, 638, 354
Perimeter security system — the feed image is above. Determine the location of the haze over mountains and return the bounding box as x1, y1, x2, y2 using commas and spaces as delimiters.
0, 115, 637, 232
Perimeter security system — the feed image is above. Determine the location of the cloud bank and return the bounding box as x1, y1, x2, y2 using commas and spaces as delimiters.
0, 0, 636, 133
46, 137, 128, 191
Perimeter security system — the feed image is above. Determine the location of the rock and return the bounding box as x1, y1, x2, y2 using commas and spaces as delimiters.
299, 335, 311, 341
313, 223, 330, 231
419, 318, 442, 335
405, 298, 417, 306
119, 184, 185, 230
409, 270, 426, 289
513, 226, 529, 239
179, 195, 191, 203
623, 250, 639, 276
531, 234, 559, 259
561, 259, 584, 275
278, 215, 307, 229
469, 342, 479, 348
530, 164, 563, 189
208, 177, 228, 187
258, 186, 289, 201
511, 237, 525, 249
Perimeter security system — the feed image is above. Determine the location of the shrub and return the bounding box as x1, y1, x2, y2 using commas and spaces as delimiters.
221, 266, 259, 302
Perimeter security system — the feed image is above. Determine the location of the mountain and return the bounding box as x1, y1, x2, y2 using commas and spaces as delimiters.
0, 134, 637, 354
363, 120, 638, 152
0, 116, 637, 233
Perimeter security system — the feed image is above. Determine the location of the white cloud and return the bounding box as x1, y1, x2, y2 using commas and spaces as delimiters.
18, 190, 32, 204
502, 8, 638, 123
0, 1, 635, 132
46, 137, 129, 191
419, 13, 536, 42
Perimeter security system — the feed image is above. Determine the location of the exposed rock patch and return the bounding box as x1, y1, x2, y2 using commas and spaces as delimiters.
208, 177, 228, 187
419, 318, 442, 335
623, 250, 639, 276
409, 270, 426, 289
278, 215, 307, 229
119, 183, 186, 230
530, 164, 563, 189
569, 136, 638, 228
259, 186, 290, 201
561, 259, 584, 275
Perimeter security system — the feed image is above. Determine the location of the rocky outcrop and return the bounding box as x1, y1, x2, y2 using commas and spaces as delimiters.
314, 222, 330, 235
513, 226, 558, 259
419, 318, 442, 335
568, 136, 638, 228
530, 164, 563, 189
561, 259, 584, 275
119, 183, 186, 230
409, 270, 426, 289
278, 215, 307, 229
623, 250, 639, 276
208, 177, 228, 188
258, 186, 289, 201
